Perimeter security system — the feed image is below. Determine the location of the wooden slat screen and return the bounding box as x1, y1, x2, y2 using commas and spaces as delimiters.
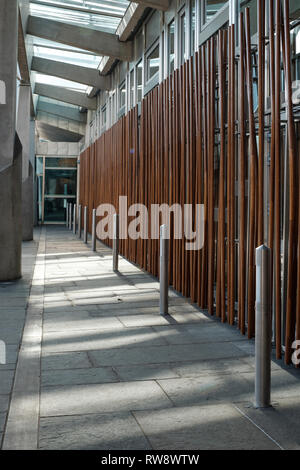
79, 5, 299, 366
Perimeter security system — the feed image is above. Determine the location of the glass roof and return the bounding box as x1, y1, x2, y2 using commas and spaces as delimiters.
35, 73, 88, 92
30, 0, 130, 32
33, 38, 102, 68
30, 1, 130, 97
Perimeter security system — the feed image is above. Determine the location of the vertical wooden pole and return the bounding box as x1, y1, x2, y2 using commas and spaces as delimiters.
274, 0, 282, 358
208, 38, 215, 315
239, 12, 247, 335
282, 0, 298, 365
257, 0, 265, 246
245, 7, 258, 338
216, 30, 226, 321
268, 0, 276, 352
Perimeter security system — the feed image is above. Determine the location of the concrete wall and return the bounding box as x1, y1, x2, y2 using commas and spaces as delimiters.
36, 141, 80, 157
0, 0, 23, 281
0, 136, 22, 281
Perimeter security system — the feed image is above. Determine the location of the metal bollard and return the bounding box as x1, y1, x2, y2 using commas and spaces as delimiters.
92, 209, 97, 252
78, 205, 82, 239
160, 224, 169, 315
73, 204, 77, 234
255, 245, 272, 408
113, 214, 119, 272
83, 206, 88, 244
66, 203, 68, 227
69, 204, 73, 230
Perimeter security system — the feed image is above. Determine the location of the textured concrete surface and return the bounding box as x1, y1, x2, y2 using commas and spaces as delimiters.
132, 405, 280, 450
0, 135, 22, 281
2, 225, 300, 450
39, 413, 151, 450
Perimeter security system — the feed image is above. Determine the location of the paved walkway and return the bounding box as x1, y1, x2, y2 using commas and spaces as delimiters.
1, 225, 300, 450
0, 230, 40, 446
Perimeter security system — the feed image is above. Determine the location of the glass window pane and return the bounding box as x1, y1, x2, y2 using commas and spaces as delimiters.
102, 106, 107, 127
119, 82, 126, 108
137, 61, 143, 102
37, 175, 43, 222
44, 197, 75, 223
36, 157, 43, 175
180, 13, 186, 65
146, 45, 159, 81
45, 157, 77, 168
35, 73, 87, 93
168, 20, 175, 75
191, 0, 196, 54
205, 1, 227, 24
30, 1, 128, 33
130, 69, 135, 108
45, 169, 77, 196
33, 39, 102, 69
297, 30, 300, 54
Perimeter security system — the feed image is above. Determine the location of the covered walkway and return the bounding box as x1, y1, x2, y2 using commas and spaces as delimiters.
1, 227, 300, 450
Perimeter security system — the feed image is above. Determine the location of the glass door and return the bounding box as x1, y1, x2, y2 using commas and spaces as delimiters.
36, 155, 77, 224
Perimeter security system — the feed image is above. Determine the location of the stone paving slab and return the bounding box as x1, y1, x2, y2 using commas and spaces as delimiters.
115, 364, 181, 382
169, 313, 207, 323
43, 301, 73, 309
65, 290, 122, 300
94, 300, 201, 313
39, 412, 151, 450
42, 351, 92, 370
86, 305, 210, 321
235, 397, 300, 450
44, 306, 99, 314
42, 326, 167, 353
117, 314, 179, 327
0, 371, 14, 394
172, 357, 255, 377
0, 327, 24, 344
241, 368, 300, 400
40, 381, 173, 417
0, 318, 26, 329
43, 316, 124, 334
0, 395, 10, 413
157, 375, 253, 406
133, 404, 280, 450
0, 299, 30, 308
243, 354, 288, 372
0, 413, 6, 433
0, 344, 19, 371
5, 226, 299, 450
87, 306, 168, 317
152, 323, 247, 345
89, 342, 247, 367
42, 367, 118, 387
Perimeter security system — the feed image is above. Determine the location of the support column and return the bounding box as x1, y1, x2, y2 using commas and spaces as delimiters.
0, 0, 22, 281
17, 83, 34, 241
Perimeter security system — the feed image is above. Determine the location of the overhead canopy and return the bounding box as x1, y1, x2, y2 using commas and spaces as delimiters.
29, 1, 130, 108
28, 1, 137, 140
29, 0, 130, 32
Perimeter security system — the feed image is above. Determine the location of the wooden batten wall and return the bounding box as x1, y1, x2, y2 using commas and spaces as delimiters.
80, 2, 300, 366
